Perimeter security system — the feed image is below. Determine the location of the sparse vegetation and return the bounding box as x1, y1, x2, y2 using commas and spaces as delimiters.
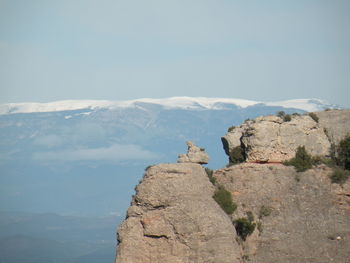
283, 146, 313, 172
213, 186, 237, 215
277, 111, 286, 118
283, 114, 292, 122
277, 111, 292, 122
337, 135, 350, 170
308, 112, 319, 123
233, 217, 256, 241
242, 255, 250, 261
292, 112, 301, 116
329, 168, 350, 185
228, 126, 235, 132
246, 211, 254, 222
282, 137, 350, 184
229, 146, 245, 164
145, 165, 154, 171
327, 136, 350, 185
205, 168, 216, 185
311, 155, 335, 166
259, 205, 272, 218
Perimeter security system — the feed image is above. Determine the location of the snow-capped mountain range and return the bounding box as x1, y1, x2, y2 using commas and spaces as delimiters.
0, 97, 340, 115
0, 96, 342, 218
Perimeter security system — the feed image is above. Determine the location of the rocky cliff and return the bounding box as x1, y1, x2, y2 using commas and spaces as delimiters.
221, 109, 350, 164
116, 110, 350, 263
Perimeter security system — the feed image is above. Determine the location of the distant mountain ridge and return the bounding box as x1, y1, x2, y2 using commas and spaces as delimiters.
0, 97, 341, 115
0, 98, 345, 263
0, 96, 342, 218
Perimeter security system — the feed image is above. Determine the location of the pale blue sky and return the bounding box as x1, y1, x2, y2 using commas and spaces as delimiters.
0, 0, 349, 107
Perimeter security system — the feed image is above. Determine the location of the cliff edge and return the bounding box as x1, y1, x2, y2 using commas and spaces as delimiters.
116, 163, 241, 263
116, 110, 350, 263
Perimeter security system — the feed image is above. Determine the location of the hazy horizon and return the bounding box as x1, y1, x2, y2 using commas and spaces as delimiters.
1, 1, 349, 107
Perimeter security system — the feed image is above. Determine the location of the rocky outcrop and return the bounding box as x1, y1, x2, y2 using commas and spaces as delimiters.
116, 109, 350, 263
177, 141, 209, 164
116, 163, 241, 263
214, 163, 350, 262
222, 111, 350, 163
315, 109, 350, 145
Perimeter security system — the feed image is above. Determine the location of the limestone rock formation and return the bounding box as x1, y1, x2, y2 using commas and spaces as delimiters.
315, 109, 350, 145
222, 113, 341, 163
214, 163, 350, 262
177, 141, 209, 164
116, 163, 241, 263
116, 109, 350, 263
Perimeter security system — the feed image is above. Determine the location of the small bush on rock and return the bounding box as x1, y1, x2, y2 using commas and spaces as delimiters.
308, 112, 319, 123
259, 205, 272, 218
228, 126, 235, 132
277, 111, 291, 122
330, 168, 350, 185
213, 186, 237, 215
246, 211, 254, 222
337, 135, 350, 170
283, 114, 292, 122
205, 168, 216, 185
277, 111, 286, 118
145, 165, 154, 171
229, 146, 245, 165
283, 146, 313, 172
233, 217, 256, 241
312, 156, 335, 167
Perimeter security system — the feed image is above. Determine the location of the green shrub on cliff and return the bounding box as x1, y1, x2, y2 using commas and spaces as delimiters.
229, 146, 245, 165
283, 114, 292, 122
205, 168, 216, 185
213, 186, 237, 215
233, 217, 256, 241
330, 168, 350, 185
308, 112, 319, 123
283, 146, 313, 172
337, 135, 350, 170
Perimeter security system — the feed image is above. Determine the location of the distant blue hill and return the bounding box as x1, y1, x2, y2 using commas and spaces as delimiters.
0, 97, 340, 217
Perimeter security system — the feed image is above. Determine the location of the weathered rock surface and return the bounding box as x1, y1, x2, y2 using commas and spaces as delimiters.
214, 163, 350, 262
116, 110, 350, 263
116, 163, 241, 263
177, 141, 209, 164
316, 109, 350, 145
222, 113, 343, 163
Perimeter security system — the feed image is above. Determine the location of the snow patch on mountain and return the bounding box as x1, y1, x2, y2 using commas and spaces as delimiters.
0, 97, 339, 115
265, 98, 336, 112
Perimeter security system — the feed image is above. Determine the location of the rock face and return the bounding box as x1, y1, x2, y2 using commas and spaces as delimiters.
116, 109, 350, 263
222, 111, 350, 163
214, 163, 350, 262
177, 141, 209, 164
116, 163, 241, 263
315, 109, 350, 145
